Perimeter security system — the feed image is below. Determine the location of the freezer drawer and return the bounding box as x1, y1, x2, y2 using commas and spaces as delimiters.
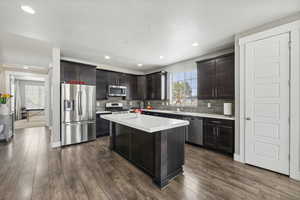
61, 121, 96, 146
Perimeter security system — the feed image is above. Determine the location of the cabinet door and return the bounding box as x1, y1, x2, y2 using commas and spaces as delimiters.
137, 75, 146, 100
96, 70, 108, 100
115, 125, 131, 159
215, 54, 234, 99
146, 75, 154, 100
197, 59, 216, 99
60, 61, 80, 82
203, 123, 217, 149
153, 73, 162, 100
131, 130, 154, 175
126, 75, 138, 100
79, 64, 96, 85
216, 125, 234, 154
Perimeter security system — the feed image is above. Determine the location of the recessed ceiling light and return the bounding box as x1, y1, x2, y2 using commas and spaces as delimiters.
192, 42, 199, 47
159, 56, 164, 59
23, 66, 29, 69
104, 55, 110, 60
137, 64, 143, 67
21, 5, 35, 14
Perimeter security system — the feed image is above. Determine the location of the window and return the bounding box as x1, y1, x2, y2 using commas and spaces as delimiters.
25, 85, 45, 109
170, 70, 197, 106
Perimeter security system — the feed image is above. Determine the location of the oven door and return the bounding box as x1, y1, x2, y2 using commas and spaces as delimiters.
108, 85, 127, 97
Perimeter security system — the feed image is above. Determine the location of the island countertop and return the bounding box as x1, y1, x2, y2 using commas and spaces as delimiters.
101, 113, 189, 133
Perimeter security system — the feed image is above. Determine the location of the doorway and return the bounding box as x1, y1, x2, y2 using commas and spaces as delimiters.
244, 33, 290, 175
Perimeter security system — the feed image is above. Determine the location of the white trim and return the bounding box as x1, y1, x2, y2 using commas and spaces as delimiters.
61, 56, 144, 75
51, 141, 61, 148
239, 20, 300, 45
289, 29, 300, 180
238, 19, 300, 180
234, 153, 244, 163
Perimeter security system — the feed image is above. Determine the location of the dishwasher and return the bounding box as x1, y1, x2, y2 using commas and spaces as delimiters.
184, 117, 203, 146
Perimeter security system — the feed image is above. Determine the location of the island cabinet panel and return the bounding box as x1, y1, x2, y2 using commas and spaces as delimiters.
131, 130, 154, 175
114, 124, 131, 159
110, 123, 186, 188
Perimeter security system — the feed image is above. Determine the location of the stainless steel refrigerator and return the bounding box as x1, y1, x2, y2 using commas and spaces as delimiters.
61, 83, 96, 146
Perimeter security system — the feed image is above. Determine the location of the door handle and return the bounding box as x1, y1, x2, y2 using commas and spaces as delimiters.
79, 91, 82, 115
245, 117, 251, 121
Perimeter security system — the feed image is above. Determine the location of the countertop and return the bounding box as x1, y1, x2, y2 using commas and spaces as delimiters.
96, 111, 113, 114
141, 109, 235, 120
101, 113, 189, 133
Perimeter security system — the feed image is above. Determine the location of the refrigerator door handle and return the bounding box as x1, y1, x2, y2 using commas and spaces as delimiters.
78, 91, 82, 115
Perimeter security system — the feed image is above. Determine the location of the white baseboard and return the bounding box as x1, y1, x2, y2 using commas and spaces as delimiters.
51, 141, 61, 148
290, 170, 300, 181
234, 153, 244, 163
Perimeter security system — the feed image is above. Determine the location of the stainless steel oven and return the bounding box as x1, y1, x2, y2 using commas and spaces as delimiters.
108, 85, 127, 97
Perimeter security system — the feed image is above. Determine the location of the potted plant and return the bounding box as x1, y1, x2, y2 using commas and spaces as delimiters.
0, 93, 13, 115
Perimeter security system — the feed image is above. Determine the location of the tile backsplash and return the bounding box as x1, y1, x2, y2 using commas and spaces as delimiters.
97, 98, 234, 116
144, 99, 234, 115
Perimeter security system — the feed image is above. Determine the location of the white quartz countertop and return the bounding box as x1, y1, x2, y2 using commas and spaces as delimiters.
101, 113, 189, 133
96, 111, 113, 114
141, 109, 235, 120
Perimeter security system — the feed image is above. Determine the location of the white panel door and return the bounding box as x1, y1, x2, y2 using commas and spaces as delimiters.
245, 33, 290, 175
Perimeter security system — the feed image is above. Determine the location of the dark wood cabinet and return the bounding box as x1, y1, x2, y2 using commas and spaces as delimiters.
96, 113, 110, 137
131, 130, 154, 174
96, 70, 108, 100
137, 75, 147, 100
198, 59, 216, 99
146, 71, 167, 100
203, 118, 234, 154
197, 53, 234, 99
61, 60, 96, 85
115, 125, 131, 159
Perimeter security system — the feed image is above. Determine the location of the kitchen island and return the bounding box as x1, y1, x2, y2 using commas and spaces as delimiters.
101, 113, 189, 188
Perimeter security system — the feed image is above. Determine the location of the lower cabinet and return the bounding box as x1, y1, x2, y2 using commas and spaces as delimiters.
114, 125, 154, 175
96, 113, 110, 137
131, 130, 154, 174
142, 110, 235, 155
203, 118, 234, 154
115, 125, 131, 159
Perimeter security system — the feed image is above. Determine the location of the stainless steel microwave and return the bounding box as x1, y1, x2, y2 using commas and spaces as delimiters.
108, 85, 127, 97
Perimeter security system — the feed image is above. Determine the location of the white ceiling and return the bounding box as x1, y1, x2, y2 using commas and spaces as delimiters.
0, 32, 52, 68
0, 0, 300, 72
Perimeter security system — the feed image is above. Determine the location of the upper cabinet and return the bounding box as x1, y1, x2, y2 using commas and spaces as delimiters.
146, 71, 167, 100
60, 60, 96, 85
197, 53, 234, 99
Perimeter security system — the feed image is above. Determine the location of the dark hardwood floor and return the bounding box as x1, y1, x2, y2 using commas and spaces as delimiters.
0, 127, 300, 200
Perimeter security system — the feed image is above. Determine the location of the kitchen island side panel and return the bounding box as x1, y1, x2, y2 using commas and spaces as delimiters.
109, 122, 186, 188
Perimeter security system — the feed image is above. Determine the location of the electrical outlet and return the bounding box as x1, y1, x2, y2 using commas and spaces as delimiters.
207, 103, 211, 108
96, 101, 100, 107
129, 101, 133, 106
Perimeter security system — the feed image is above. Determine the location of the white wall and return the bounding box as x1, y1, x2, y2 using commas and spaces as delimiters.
50, 48, 61, 148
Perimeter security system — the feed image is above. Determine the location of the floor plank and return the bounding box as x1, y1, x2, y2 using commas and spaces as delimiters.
0, 127, 300, 200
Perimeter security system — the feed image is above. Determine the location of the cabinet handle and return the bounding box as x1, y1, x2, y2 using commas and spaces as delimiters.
212, 88, 214, 97
215, 88, 218, 97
